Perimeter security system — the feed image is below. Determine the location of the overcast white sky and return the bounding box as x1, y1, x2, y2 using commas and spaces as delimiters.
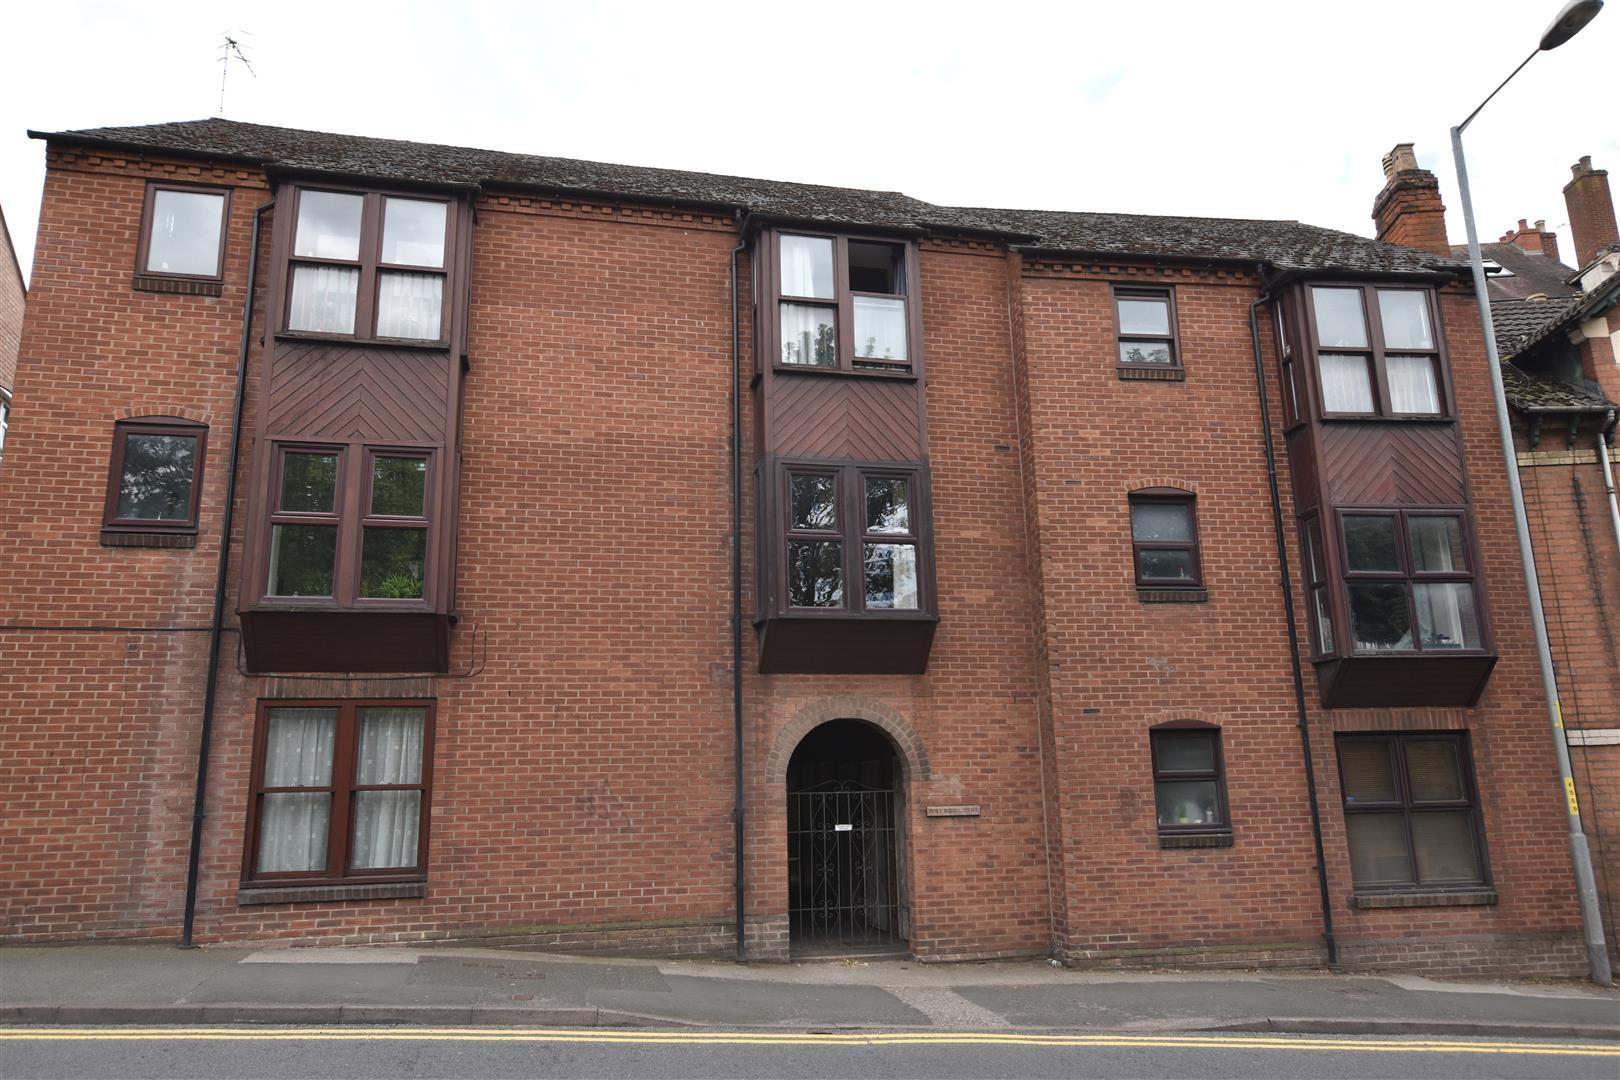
3, 0, 1616, 283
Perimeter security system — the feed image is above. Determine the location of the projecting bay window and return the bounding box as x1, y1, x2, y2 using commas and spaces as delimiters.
1341, 510, 1483, 654
1309, 285, 1446, 419
284, 188, 450, 343
784, 467, 924, 613
772, 232, 920, 375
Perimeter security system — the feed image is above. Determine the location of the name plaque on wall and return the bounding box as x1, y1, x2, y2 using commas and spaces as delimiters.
926, 804, 981, 818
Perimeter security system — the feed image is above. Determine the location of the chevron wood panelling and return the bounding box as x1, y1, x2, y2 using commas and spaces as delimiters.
1322, 423, 1465, 506
266, 342, 450, 444
770, 375, 922, 461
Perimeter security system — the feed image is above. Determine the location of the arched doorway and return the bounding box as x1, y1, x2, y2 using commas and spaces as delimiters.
786, 719, 907, 954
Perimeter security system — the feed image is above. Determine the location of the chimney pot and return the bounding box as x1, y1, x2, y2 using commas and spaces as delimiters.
1534, 219, 1546, 232
1518, 218, 1529, 231
1382, 143, 1419, 178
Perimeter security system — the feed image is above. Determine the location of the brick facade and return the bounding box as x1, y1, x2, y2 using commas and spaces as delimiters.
0, 135, 1599, 976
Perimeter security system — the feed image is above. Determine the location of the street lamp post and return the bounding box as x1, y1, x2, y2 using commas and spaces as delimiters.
1450, 0, 1610, 986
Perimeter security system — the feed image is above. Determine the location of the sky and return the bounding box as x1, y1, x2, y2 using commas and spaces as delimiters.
2, 0, 1617, 284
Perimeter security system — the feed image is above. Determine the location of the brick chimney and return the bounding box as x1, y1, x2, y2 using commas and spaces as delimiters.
1497, 218, 1562, 264
1563, 155, 1618, 268
1372, 143, 1449, 257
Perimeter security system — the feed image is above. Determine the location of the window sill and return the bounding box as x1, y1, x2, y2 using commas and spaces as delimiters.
1159, 831, 1233, 849
275, 331, 450, 351
771, 364, 918, 382
1319, 413, 1454, 423
132, 274, 223, 297
1138, 587, 1208, 603
238, 881, 426, 906
1349, 888, 1496, 909
1117, 365, 1186, 382
101, 529, 197, 549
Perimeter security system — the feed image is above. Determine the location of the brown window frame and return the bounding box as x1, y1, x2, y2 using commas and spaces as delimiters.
241, 698, 435, 887
1337, 507, 1488, 655
280, 185, 454, 346
135, 182, 231, 284
1129, 489, 1203, 589
102, 419, 207, 534
1150, 725, 1231, 837
766, 230, 923, 379
1274, 301, 1303, 429
1299, 514, 1335, 657
1113, 285, 1182, 376
1335, 731, 1489, 893
1305, 284, 1450, 421
778, 460, 932, 617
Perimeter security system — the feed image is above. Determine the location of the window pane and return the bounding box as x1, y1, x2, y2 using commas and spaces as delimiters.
381, 198, 446, 267
350, 790, 422, 870
1155, 780, 1220, 827
376, 272, 443, 340
1318, 353, 1375, 412
1348, 582, 1413, 651
1414, 583, 1482, 650
1410, 517, 1466, 573
1412, 811, 1482, 884
288, 265, 358, 334
360, 527, 427, 599
853, 296, 908, 361
1312, 587, 1336, 653
372, 456, 427, 516
780, 303, 836, 366
865, 478, 910, 534
357, 707, 426, 784
263, 707, 337, 787
1387, 355, 1441, 414
117, 433, 196, 520
1137, 549, 1196, 581
1377, 290, 1434, 350
1345, 813, 1412, 886
1119, 341, 1174, 365
146, 190, 224, 276
790, 474, 837, 531
256, 792, 331, 873
781, 235, 834, 299
1343, 515, 1399, 572
1405, 739, 1465, 802
1155, 732, 1215, 773
1283, 359, 1300, 419
1303, 520, 1325, 584
788, 540, 843, 607
268, 524, 337, 597
280, 452, 338, 513
864, 543, 919, 609
1131, 501, 1193, 542
848, 241, 903, 293
293, 191, 363, 260
1312, 287, 1369, 348
1117, 297, 1170, 336
1339, 740, 1398, 803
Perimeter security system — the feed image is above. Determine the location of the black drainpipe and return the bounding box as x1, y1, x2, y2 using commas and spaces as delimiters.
730, 211, 753, 961
1249, 278, 1339, 968
180, 199, 273, 947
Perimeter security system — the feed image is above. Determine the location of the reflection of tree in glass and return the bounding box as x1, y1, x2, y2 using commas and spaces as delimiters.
269, 525, 336, 596
1349, 583, 1411, 650
1343, 517, 1398, 571
864, 547, 894, 606
861, 335, 896, 359
372, 457, 426, 516
791, 476, 836, 530
1123, 345, 1170, 364
783, 323, 836, 366
788, 541, 841, 607
281, 453, 337, 512
118, 435, 195, 519
865, 479, 908, 532
360, 528, 426, 598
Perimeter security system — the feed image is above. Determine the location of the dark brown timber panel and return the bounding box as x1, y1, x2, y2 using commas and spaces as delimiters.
770, 374, 924, 461
1321, 423, 1467, 506
266, 342, 451, 443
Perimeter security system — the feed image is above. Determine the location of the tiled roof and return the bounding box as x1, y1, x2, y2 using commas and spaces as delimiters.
37, 119, 1463, 277
1501, 363, 1616, 412
1491, 295, 1587, 357
1449, 242, 1580, 301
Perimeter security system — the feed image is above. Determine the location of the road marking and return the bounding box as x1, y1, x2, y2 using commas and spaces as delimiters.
0, 1028, 1614, 1056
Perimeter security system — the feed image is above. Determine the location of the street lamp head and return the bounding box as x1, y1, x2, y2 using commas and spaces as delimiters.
1541, 0, 1603, 50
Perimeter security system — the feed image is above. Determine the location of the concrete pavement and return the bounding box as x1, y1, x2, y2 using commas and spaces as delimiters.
1, 943, 1616, 1039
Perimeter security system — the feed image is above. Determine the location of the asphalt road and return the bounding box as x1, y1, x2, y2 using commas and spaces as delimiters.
1, 1027, 1616, 1080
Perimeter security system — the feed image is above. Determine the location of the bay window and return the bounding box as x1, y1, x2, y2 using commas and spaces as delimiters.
284, 188, 450, 342
781, 463, 926, 614
1309, 285, 1446, 418
772, 231, 918, 375
1341, 509, 1483, 653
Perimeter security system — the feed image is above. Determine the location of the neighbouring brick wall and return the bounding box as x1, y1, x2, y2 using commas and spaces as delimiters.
0, 205, 23, 395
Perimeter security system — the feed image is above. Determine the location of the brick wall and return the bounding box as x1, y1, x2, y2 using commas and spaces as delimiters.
0, 205, 23, 396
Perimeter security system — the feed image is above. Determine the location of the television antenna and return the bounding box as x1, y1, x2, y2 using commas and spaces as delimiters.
218, 32, 256, 116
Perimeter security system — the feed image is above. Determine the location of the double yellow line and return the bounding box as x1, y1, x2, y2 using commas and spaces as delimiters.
1, 1027, 1615, 1056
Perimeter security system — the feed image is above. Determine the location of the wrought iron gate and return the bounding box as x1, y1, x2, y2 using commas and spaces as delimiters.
787, 779, 901, 949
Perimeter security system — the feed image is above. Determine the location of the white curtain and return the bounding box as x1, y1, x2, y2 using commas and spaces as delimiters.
1318, 354, 1375, 413
1387, 355, 1441, 414
350, 708, 425, 870
288, 265, 358, 333
780, 235, 833, 298
256, 708, 336, 873
853, 297, 907, 361
780, 303, 836, 366
376, 272, 444, 340
1415, 583, 1479, 649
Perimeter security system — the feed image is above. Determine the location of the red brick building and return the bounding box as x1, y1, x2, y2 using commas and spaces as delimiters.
0, 203, 24, 467
0, 119, 1603, 974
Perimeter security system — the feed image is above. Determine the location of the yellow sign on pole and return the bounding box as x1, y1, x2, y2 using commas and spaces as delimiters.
1565, 777, 1581, 817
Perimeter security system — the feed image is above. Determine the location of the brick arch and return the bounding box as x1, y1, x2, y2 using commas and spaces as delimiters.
766, 697, 930, 784
1126, 477, 1198, 494
116, 403, 213, 426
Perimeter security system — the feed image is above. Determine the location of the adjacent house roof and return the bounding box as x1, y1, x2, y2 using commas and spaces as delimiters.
1449, 242, 1580, 301
33, 118, 1465, 278
1492, 295, 1588, 357
1501, 363, 1615, 412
